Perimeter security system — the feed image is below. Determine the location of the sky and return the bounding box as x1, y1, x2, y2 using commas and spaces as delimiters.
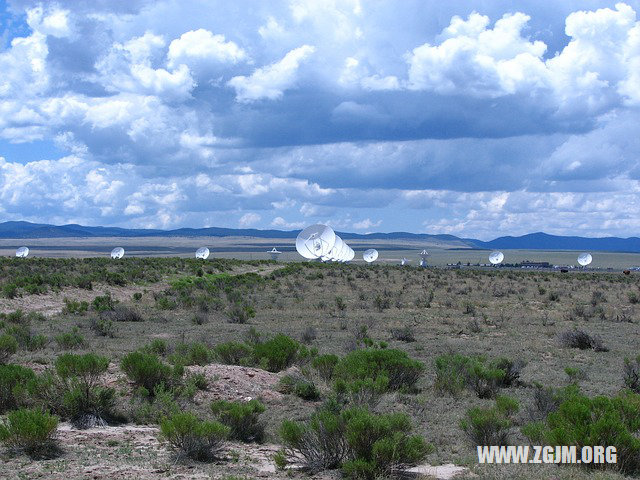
0, 0, 639, 240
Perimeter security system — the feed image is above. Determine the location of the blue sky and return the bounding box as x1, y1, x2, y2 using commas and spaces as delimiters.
1, 0, 639, 239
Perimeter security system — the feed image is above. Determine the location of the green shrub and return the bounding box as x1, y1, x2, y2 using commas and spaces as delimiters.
521, 388, 640, 474
213, 342, 253, 366
333, 348, 423, 392
0, 364, 36, 413
128, 384, 180, 425
434, 353, 519, 398
145, 339, 168, 356
89, 316, 117, 338
0, 408, 59, 458
460, 405, 512, 446
63, 298, 89, 315
280, 406, 429, 477
182, 343, 212, 366
2, 283, 19, 299
55, 327, 85, 350
279, 375, 320, 401
253, 334, 299, 372
226, 303, 256, 324
335, 376, 389, 408
312, 354, 339, 382
92, 293, 115, 312
623, 355, 640, 393
211, 399, 266, 442
121, 351, 179, 393
133, 292, 143, 301
160, 412, 229, 461
55, 353, 116, 428
0, 334, 18, 364
106, 305, 144, 322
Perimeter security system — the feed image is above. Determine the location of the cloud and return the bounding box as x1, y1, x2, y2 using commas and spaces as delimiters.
227, 45, 315, 102
238, 212, 261, 227
167, 29, 247, 70
353, 218, 382, 230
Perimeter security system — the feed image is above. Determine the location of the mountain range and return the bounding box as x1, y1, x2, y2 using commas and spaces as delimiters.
1, 221, 640, 253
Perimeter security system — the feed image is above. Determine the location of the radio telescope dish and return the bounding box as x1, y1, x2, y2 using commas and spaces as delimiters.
489, 251, 504, 265
346, 247, 355, 262
325, 236, 345, 262
269, 247, 282, 261
195, 247, 210, 260
363, 248, 378, 263
419, 249, 429, 267
110, 247, 125, 259
295, 224, 336, 259
577, 253, 592, 267
16, 246, 29, 258
401, 257, 409, 266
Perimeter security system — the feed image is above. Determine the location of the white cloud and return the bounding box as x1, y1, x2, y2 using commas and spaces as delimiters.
228, 45, 316, 102
271, 216, 305, 228
352, 218, 382, 229
27, 6, 72, 38
167, 29, 247, 70
239, 212, 261, 227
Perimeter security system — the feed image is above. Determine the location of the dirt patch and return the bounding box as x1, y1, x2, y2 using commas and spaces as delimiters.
187, 363, 284, 404
406, 463, 469, 479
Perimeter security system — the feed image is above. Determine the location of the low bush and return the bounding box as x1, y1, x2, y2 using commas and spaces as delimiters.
335, 376, 388, 408
121, 351, 180, 394
521, 388, 640, 474
145, 339, 168, 356
160, 412, 229, 461
333, 348, 424, 392
212, 342, 253, 366
0, 364, 36, 413
253, 334, 299, 372
390, 326, 416, 343
301, 326, 317, 344
89, 316, 117, 338
0, 334, 18, 364
55, 327, 85, 350
226, 303, 256, 324
312, 354, 340, 382
279, 374, 321, 401
0, 408, 59, 459
211, 399, 266, 442
63, 298, 89, 315
103, 305, 144, 322
460, 403, 512, 446
55, 353, 116, 428
434, 353, 522, 398
92, 294, 115, 312
128, 384, 180, 425
623, 356, 640, 393
559, 329, 608, 352
280, 405, 429, 478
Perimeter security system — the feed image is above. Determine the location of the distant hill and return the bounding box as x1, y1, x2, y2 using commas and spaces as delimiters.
0, 221, 473, 247
1, 222, 639, 253
470, 232, 640, 253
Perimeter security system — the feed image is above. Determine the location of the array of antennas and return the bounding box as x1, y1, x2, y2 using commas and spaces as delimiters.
295, 224, 355, 262
9, 244, 596, 268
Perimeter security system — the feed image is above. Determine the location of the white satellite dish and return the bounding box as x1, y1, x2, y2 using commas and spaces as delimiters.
269, 247, 282, 261
110, 247, 125, 259
489, 251, 504, 265
295, 224, 336, 259
195, 247, 210, 260
577, 252, 592, 267
363, 248, 378, 263
325, 236, 344, 262
401, 257, 409, 266
419, 249, 429, 267
16, 246, 29, 258
345, 247, 355, 262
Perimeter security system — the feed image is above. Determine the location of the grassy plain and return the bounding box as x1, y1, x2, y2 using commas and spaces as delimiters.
0, 255, 639, 479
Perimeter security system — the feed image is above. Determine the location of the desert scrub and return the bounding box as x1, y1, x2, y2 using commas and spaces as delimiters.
623, 355, 640, 393
62, 298, 89, 315
333, 348, 424, 392
559, 328, 608, 352
226, 303, 256, 324
312, 354, 339, 382
0, 334, 18, 364
334, 376, 389, 408
213, 341, 254, 366
121, 351, 181, 393
169, 342, 212, 366
54, 353, 117, 428
278, 374, 321, 401
460, 399, 515, 446
0, 364, 36, 413
55, 327, 85, 350
521, 387, 640, 475
252, 333, 300, 372
434, 353, 522, 398
160, 412, 229, 461
0, 408, 59, 459
91, 293, 116, 312
210, 399, 266, 442
280, 404, 429, 477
